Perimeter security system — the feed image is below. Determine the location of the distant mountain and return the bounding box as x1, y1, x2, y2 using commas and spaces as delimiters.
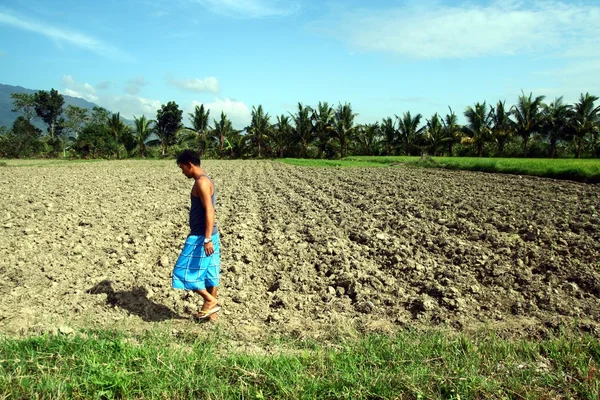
0, 83, 129, 131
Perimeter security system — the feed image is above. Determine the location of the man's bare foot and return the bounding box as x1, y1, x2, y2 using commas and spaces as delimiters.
201, 298, 218, 313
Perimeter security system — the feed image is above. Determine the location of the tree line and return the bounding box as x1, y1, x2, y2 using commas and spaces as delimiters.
1, 89, 599, 159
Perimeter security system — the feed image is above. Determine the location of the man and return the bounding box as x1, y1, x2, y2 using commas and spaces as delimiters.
173, 150, 221, 320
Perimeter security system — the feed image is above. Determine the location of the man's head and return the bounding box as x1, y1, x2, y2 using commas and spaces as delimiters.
177, 150, 201, 178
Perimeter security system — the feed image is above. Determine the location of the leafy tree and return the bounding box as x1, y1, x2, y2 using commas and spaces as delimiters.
0, 117, 42, 158
89, 106, 111, 126
541, 97, 571, 158
272, 115, 293, 158
464, 102, 493, 157
312, 102, 335, 158
211, 111, 234, 156
355, 123, 381, 156
291, 103, 313, 158
334, 102, 357, 158
64, 105, 89, 140
72, 123, 118, 158
381, 117, 396, 156
106, 113, 128, 158
490, 101, 514, 156
224, 130, 248, 158
10, 93, 36, 122
133, 115, 154, 157
441, 107, 462, 156
511, 91, 545, 155
396, 111, 424, 156
156, 101, 183, 156
33, 89, 64, 139
570, 92, 600, 158
425, 113, 447, 156
247, 105, 271, 158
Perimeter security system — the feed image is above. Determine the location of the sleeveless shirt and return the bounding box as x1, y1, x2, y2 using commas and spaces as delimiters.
189, 174, 218, 236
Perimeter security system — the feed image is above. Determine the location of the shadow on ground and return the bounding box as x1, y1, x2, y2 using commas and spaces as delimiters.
87, 280, 184, 322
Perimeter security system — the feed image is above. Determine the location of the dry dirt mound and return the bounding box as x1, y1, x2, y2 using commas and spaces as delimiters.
0, 160, 599, 341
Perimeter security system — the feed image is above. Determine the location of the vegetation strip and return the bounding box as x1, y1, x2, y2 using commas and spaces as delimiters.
1, 330, 599, 399
281, 157, 600, 183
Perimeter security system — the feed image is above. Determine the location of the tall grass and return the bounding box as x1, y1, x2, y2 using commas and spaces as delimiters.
1, 329, 599, 399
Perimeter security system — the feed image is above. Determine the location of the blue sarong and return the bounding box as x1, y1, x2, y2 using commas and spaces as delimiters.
172, 233, 220, 291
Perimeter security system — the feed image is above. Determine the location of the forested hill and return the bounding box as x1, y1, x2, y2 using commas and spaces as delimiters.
0, 83, 100, 130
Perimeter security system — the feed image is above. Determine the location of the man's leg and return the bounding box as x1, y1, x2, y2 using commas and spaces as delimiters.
195, 287, 218, 312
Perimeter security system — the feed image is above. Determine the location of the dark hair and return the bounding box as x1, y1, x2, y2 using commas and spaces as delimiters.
176, 150, 201, 166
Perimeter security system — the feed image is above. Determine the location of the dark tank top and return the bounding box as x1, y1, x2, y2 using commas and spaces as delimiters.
189, 174, 218, 236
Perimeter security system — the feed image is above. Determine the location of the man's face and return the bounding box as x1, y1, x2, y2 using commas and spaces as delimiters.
178, 162, 193, 178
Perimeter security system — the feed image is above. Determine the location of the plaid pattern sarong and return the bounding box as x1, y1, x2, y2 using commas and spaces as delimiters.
172, 233, 220, 291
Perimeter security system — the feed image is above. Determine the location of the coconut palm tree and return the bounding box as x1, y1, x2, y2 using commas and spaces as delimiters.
425, 113, 447, 156
570, 92, 600, 158
312, 102, 335, 159
355, 123, 381, 155
541, 97, 571, 158
396, 111, 424, 156
464, 102, 493, 157
178, 104, 210, 156
106, 112, 127, 158
272, 115, 293, 158
511, 91, 545, 156
490, 101, 514, 156
133, 115, 154, 157
246, 105, 271, 158
334, 102, 357, 158
291, 103, 313, 158
211, 111, 234, 157
381, 117, 396, 156
442, 107, 462, 156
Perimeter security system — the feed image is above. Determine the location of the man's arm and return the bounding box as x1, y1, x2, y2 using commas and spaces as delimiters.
197, 177, 215, 254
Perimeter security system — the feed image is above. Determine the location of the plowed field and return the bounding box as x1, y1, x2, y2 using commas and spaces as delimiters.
1, 160, 599, 341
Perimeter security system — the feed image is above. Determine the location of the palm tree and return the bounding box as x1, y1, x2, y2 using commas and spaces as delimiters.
425, 113, 447, 156
396, 111, 424, 156
442, 107, 462, 156
311, 102, 335, 159
106, 113, 126, 158
291, 103, 313, 158
272, 115, 293, 158
334, 102, 357, 158
381, 117, 396, 156
490, 101, 514, 156
464, 102, 493, 157
355, 123, 381, 155
211, 111, 234, 157
541, 97, 571, 158
180, 104, 211, 156
511, 91, 545, 156
570, 92, 600, 158
246, 105, 271, 158
133, 115, 154, 157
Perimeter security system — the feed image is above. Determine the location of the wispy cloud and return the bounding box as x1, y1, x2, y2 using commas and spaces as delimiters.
0, 8, 132, 61
125, 77, 148, 95
167, 76, 220, 94
313, 0, 600, 59
195, 0, 300, 18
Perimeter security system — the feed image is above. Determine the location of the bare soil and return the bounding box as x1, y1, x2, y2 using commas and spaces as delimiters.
1, 160, 599, 341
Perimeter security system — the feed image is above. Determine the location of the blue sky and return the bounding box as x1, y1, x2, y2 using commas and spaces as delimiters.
1, 0, 599, 129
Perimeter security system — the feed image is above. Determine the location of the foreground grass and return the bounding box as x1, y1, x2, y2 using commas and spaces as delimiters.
1, 329, 599, 399
282, 157, 600, 183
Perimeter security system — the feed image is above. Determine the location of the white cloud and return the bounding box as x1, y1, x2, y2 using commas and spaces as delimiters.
191, 98, 251, 129
315, 1, 600, 59
0, 8, 132, 61
125, 76, 148, 95
61, 75, 99, 103
168, 77, 220, 94
195, 0, 300, 18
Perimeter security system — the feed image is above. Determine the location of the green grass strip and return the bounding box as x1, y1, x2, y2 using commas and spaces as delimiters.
1, 330, 599, 399
281, 157, 600, 183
